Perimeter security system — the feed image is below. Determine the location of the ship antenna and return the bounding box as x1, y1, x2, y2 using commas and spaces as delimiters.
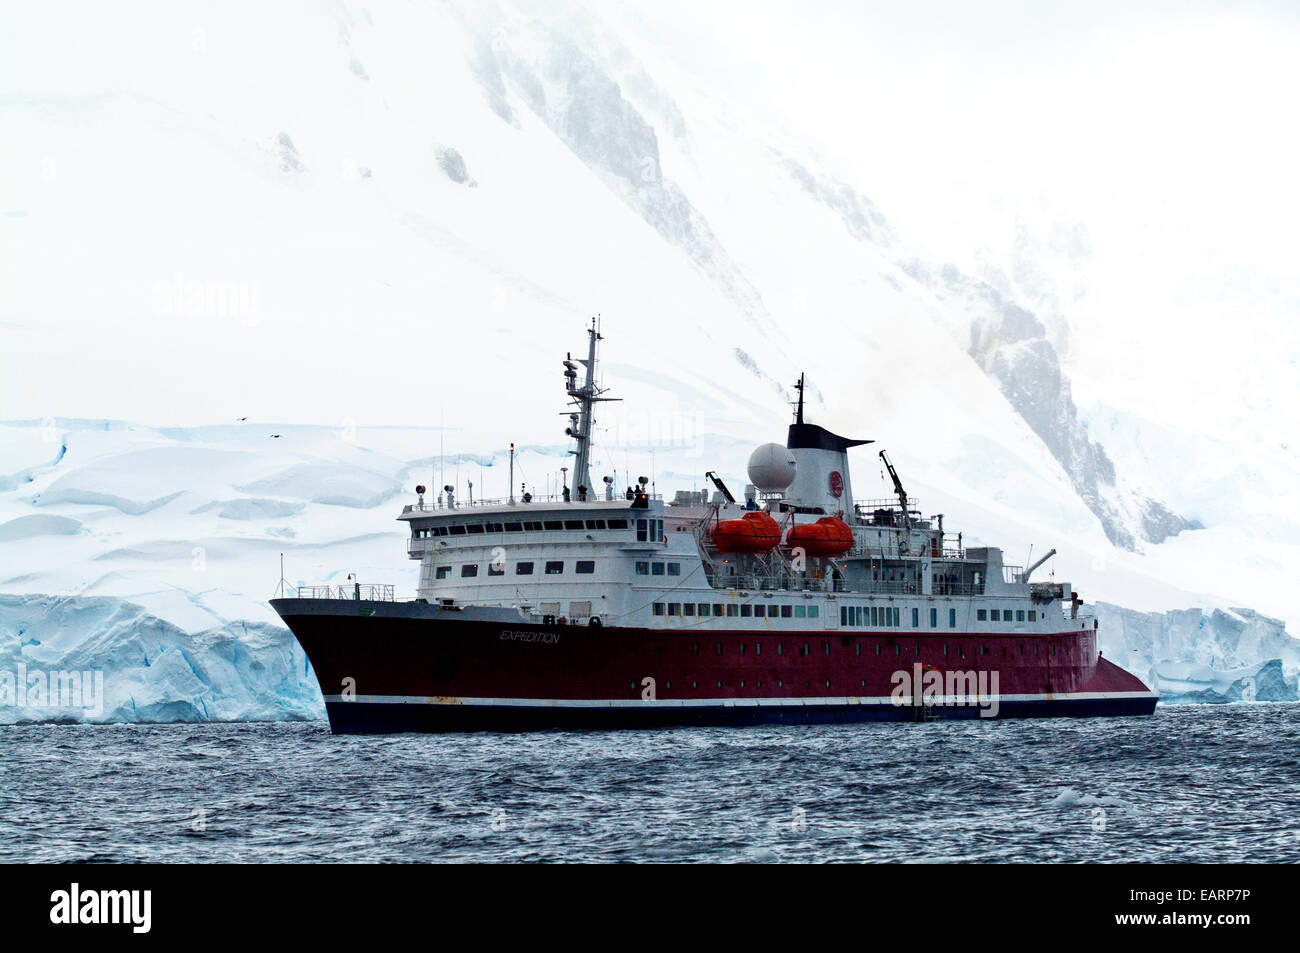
562, 316, 619, 501
793, 373, 806, 424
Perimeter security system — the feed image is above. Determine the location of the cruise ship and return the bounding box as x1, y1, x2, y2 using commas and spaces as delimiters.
271, 322, 1158, 733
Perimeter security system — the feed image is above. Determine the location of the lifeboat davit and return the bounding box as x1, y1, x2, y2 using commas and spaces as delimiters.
786, 517, 854, 557
712, 512, 782, 554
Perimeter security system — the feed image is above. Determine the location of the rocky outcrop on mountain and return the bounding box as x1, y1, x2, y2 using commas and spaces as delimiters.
436, 147, 476, 187
966, 286, 1194, 549
473, 23, 773, 336
781, 155, 892, 246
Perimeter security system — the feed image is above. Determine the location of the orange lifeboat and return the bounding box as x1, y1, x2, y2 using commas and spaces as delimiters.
786, 517, 854, 557
711, 512, 782, 553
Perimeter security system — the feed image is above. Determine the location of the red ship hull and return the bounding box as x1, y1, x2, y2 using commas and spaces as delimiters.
273, 599, 1158, 733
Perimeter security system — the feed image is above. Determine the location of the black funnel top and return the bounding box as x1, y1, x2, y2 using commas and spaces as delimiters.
788, 372, 872, 451
787, 422, 873, 452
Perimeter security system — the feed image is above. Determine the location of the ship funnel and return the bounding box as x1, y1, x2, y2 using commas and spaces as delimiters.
784, 373, 872, 514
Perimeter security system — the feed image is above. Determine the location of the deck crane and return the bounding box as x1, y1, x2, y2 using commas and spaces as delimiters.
878, 449, 913, 551
704, 471, 736, 504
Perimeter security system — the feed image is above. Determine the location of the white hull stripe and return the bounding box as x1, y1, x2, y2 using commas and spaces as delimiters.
323, 691, 1158, 709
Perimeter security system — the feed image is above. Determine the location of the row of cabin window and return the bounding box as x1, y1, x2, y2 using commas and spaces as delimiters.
841, 606, 1023, 628
841, 605, 905, 627
688, 640, 1067, 659
414, 518, 631, 539
976, 609, 1036, 622
635, 560, 681, 577
652, 602, 821, 619
435, 560, 597, 579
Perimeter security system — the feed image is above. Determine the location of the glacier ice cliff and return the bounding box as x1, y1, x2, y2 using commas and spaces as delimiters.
1093, 602, 1299, 704
0, 594, 324, 724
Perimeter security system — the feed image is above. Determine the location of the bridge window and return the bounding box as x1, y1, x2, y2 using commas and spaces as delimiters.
781, 605, 793, 618
754, 605, 766, 618
1016, 609, 1025, 622
977, 609, 988, 621
503, 521, 522, 532
697, 604, 710, 617
741, 604, 752, 617
449, 525, 466, 536
576, 560, 595, 574
990, 609, 1000, 621
652, 562, 666, 576
466, 524, 484, 534
607, 519, 629, 530
585, 519, 606, 530
683, 604, 695, 617
727, 605, 739, 617
545, 561, 564, 574
667, 563, 681, 576
461, 564, 478, 577
635, 561, 649, 576
524, 521, 543, 531
808, 606, 819, 619
653, 602, 665, 616
543, 520, 562, 531
668, 603, 681, 616
563, 520, 584, 530
713, 604, 725, 616
435, 566, 451, 580
794, 605, 806, 618
636, 519, 648, 541
515, 562, 533, 575
1028, 610, 1037, 621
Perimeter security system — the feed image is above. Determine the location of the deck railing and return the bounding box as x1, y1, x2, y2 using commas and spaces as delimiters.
402, 492, 662, 513
285, 583, 396, 601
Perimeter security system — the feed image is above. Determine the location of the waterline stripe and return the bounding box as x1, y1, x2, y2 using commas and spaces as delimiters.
323, 691, 1158, 708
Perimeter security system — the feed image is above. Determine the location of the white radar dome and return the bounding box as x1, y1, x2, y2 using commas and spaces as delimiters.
747, 443, 796, 493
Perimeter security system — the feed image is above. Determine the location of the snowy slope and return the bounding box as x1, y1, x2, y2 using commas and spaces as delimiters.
1, 2, 1296, 720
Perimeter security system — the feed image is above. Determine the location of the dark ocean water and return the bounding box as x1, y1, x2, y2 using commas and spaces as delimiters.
3, 704, 1298, 863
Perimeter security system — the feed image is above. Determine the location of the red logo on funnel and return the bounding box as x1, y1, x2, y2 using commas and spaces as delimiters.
828, 471, 843, 498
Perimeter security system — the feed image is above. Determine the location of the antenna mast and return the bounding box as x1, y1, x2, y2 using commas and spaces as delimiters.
562, 316, 619, 502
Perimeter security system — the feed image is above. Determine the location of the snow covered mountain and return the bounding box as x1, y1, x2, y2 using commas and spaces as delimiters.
1, 1, 1296, 720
